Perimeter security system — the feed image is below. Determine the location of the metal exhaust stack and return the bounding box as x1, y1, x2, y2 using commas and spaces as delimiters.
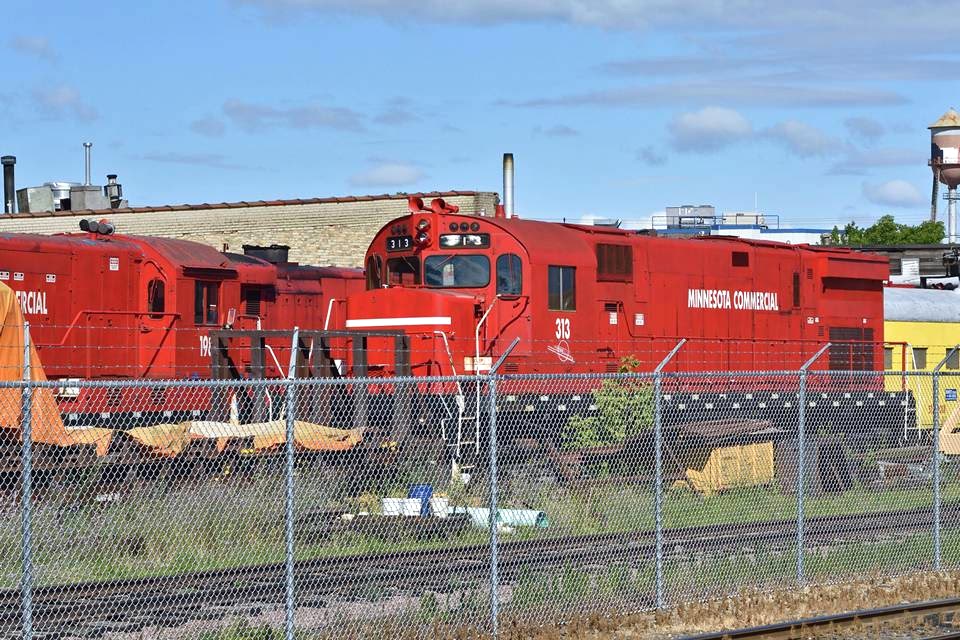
502, 153, 514, 217
83, 142, 92, 186
1, 156, 14, 214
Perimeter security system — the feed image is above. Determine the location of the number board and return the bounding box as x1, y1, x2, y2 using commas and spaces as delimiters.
386, 236, 413, 252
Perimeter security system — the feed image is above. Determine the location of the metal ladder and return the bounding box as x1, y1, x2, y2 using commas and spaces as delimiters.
434, 331, 479, 476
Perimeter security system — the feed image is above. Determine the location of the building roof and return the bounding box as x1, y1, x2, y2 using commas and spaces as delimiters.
885, 286, 960, 323
6, 190, 487, 219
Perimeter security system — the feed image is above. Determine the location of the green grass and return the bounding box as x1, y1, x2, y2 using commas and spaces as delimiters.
1, 468, 958, 590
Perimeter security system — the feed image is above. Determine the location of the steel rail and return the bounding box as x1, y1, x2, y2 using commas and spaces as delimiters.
0, 503, 957, 636
680, 597, 960, 639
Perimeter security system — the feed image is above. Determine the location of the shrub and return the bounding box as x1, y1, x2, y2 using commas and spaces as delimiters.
560, 357, 653, 450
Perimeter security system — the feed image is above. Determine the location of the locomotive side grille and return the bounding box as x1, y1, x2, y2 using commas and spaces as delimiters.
502, 362, 519, 373
603, 302, 618, 313
596, 243, 633, 282
806, 268, 813, 280
828, 327, 875, 371
243, 287, 262, 316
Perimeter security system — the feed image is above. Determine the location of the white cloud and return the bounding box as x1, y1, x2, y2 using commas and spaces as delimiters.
510, 82, 904, 109
637, 145, 667, 166
862, 179, 925, 208
223, 99, 365, 132
190, 116, 226, 137
10, 36, 56, 61
828, 147, 924, 175
234, 1, 952, 44
31, 87, 98, 121
143, 152, 251, 171
536, 124, 580, 137
349, 162, 425, 188
761, 120, 841, 157
844, 116, 885, 140
668, 106, 752, 152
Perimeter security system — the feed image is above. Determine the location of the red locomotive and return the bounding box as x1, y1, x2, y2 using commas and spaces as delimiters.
0, 222, 363, 425
347, 197, 886, 376
343, 197, 907, 459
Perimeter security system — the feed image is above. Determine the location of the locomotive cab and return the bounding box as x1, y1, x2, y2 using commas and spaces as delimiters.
346, 197, 531, 376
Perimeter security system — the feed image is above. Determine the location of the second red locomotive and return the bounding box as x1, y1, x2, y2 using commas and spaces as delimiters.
0, 222, 363, 424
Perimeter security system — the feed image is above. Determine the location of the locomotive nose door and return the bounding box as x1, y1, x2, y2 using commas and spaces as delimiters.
138, 261, 173, 377
491, 253, 531, 366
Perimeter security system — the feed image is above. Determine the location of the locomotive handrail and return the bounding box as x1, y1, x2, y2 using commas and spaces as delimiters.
474, 295, 501, 376
323, 298, 340, 330
46, 309, 181, 347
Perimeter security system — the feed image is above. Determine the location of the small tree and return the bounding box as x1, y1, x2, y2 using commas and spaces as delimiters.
560, 356, 654, 450
830, 215, 944, 246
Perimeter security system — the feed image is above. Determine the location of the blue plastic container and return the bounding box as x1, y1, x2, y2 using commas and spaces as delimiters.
407, 484, 433, 517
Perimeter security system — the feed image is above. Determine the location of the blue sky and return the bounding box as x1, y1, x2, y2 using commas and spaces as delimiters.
2, 1, 956, 229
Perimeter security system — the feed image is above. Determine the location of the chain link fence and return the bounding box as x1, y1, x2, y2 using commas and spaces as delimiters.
2, 333, 959, 639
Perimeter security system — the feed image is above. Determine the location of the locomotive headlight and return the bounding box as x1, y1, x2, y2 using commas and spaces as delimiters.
417, 218, 430, 230
416, 231, 430, 245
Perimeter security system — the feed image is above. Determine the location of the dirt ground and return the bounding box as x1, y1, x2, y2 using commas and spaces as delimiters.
478, 571, 960, 639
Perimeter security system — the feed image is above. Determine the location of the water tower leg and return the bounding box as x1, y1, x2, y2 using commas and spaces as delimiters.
951, 187, 958, 244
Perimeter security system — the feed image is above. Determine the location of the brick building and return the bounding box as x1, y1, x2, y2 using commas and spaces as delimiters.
0, 191, 498, 267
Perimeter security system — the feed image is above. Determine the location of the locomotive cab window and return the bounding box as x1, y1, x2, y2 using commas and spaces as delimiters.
548, 265, 576, 311
424, 255, 490, 288
366, 255, 383, 289
194, 281, 220, 325
386, 256, 421, 286
497, 254, 523, 296
146, 279, 165, 318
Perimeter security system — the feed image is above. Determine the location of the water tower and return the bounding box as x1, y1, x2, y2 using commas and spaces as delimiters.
930, 107, 960, 243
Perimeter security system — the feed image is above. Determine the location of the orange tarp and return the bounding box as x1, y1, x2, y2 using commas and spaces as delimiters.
0, 282, 75, 446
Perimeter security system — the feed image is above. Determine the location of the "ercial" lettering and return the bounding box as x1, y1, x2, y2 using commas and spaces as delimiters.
15, 291, 49, 316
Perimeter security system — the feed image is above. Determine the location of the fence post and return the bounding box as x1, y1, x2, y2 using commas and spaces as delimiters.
20, 321, 33, 640
932, 348, 957, 570
486, 337, 520, 639
284, 327, 300, 640
486, 372, 499, 636
796, 343, 831, 584
652, 339, 686, 610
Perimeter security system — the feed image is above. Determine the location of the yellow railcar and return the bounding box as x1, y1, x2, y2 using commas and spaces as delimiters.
883, 287, 960, 431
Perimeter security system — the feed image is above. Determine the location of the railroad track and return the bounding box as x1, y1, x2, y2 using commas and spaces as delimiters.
682, 597, 960, 639
1, 504, 957, 638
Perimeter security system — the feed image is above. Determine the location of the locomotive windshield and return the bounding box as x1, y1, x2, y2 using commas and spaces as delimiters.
424, 255, 490, 288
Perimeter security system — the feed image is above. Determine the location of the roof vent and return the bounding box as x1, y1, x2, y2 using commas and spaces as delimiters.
243, 244, 290, 264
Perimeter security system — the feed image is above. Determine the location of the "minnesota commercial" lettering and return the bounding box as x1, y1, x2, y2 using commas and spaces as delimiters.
687, 289, 779, 311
